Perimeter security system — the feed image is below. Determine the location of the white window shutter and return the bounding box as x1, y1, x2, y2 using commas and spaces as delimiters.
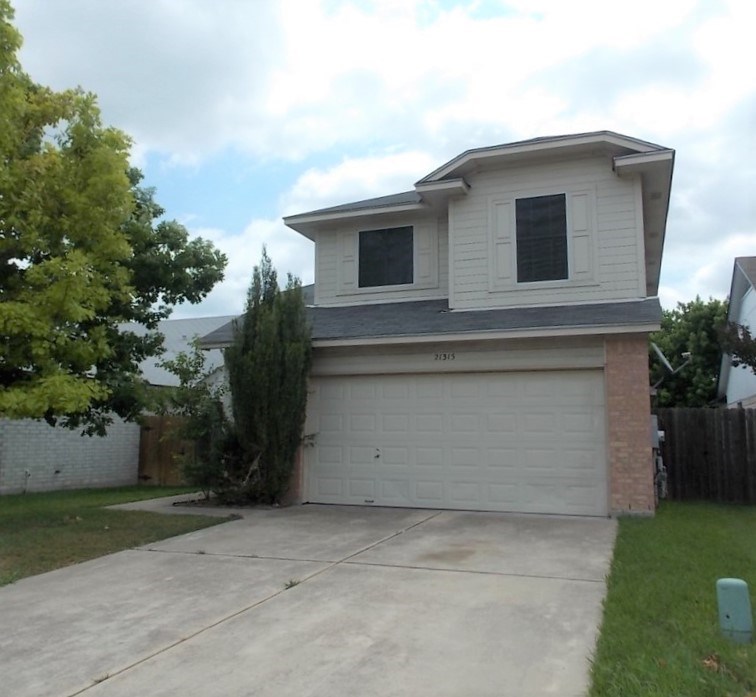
338, 230, 358, 292
414, 222, 438, 288
569, 191, 594, 282
490, 200, 513, 289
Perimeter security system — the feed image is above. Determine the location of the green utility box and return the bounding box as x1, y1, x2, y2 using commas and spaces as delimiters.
716, 578, 753, 644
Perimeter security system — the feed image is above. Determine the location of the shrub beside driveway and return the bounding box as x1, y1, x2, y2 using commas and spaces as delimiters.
0, 486, 232, 586
590, 502, 756, 696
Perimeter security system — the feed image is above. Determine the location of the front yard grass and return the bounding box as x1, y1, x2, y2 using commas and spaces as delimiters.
590, 501, 756, 696
0, 486, 232, 586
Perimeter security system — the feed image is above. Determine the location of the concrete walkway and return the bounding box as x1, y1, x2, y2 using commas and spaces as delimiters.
0, 500, 616, 697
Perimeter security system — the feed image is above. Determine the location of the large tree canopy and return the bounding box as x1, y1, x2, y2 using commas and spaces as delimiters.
649, 297, 728, 407
0, 2, 226, 433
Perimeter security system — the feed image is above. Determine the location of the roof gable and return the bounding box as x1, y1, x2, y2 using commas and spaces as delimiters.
416, 130, 668, 183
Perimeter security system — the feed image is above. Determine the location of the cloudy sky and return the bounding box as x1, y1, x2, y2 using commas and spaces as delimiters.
12, 0, 756, 317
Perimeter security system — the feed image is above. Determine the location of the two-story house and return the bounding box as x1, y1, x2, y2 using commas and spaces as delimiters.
204, 131, 674, 516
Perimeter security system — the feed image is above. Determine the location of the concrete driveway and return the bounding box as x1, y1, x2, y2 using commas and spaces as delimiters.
0, 500, 616, 697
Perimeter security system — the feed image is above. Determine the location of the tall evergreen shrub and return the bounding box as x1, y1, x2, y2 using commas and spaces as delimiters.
225, 248, 311, 502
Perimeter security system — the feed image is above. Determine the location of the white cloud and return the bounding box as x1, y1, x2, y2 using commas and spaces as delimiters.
280, 151, 438, 214
12, 0, 711, 161
12, 0, 756, 313
173, 218, 314, 319
16, 0, 285, 162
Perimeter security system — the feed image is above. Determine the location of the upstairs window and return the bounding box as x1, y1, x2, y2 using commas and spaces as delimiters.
516, 194, 568, 283
358, 226, 414, 288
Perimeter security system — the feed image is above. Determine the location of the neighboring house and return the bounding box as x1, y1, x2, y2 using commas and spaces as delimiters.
123, 315, 233, 389
718, 257, 756, 407
0, 315, 232, 494
203, 131, 674, 516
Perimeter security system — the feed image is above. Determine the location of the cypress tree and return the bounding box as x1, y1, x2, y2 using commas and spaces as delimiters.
225, 248, 311, 502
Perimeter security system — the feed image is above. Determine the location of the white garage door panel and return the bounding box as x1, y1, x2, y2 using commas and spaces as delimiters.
306, 371, 607, 516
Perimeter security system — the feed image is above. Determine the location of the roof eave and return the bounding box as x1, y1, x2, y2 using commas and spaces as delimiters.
312, 321, 661, 348
414, 178, 470, 195
613, 149, 675, 296
284, 202, 428, 239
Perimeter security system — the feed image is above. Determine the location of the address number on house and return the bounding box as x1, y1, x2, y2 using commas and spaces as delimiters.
434, 352, 456, 361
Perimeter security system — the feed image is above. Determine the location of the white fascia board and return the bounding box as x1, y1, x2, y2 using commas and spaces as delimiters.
414, 178, 470, 195
312, 322, 661, 348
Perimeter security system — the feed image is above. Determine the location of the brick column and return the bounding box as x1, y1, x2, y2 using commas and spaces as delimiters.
605, 334, 655, 515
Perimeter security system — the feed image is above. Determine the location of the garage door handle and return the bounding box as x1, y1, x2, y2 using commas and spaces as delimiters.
374, 448, 381, 459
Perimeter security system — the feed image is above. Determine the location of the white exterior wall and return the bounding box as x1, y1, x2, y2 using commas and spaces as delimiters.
449, 156, 645, 309
0, 417, 140, 494
724, 287, 756, 406
314, 213, 448, 306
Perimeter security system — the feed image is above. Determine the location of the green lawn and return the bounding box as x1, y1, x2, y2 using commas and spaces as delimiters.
590, 502, 756, 697
0, 486, 233, 586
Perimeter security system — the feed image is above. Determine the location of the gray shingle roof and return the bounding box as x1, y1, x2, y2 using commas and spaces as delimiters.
736, 257, 756, 288
286, 191, 421, 219
199, 298, 661, 348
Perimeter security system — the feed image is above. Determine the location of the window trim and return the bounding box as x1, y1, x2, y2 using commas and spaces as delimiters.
487, 185, 599, 295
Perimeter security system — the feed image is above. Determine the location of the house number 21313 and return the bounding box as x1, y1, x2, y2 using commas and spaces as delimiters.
434, 352, 456, 361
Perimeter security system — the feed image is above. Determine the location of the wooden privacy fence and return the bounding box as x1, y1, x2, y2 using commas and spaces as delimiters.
655, 407, 756, 504
138, 415, 194, 486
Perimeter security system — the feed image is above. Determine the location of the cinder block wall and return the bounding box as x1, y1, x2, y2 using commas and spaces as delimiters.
0, 418, 140, 494
605, 334, 655, 515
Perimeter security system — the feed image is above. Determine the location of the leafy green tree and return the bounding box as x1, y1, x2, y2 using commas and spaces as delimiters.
719, 321, 756, 374
0, 2, 226, 433
64, 170, 227, 434
159, 340, 229, 500
225, 248, 311, 503
650, 297, 728, 407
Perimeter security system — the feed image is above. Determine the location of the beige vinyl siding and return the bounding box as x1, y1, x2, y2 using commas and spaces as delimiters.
314, 213, 449, 306
311, 336, 605, 377
449, 156, 644, 310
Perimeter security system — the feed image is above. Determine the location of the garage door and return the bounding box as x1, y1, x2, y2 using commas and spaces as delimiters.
305, 370, 607, 516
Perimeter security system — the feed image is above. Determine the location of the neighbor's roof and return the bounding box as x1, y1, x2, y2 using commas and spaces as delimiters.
199, 298, 662, 349
734, 257, 756, 289
121, 315, 235, 386
723, 257, 756, 326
